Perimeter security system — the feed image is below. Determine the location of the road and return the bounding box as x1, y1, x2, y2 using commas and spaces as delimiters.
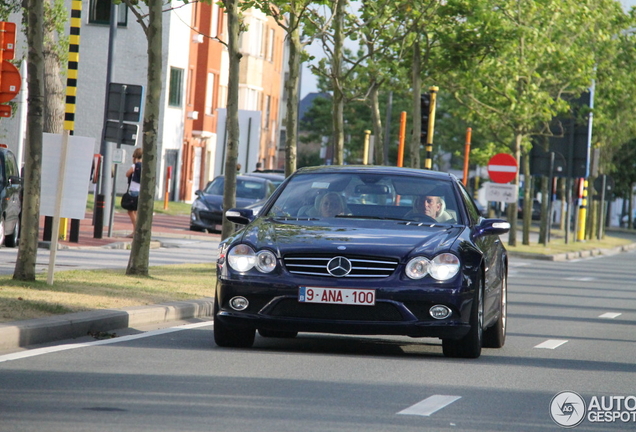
0, 251, 635, 431
0, 236, 221, 275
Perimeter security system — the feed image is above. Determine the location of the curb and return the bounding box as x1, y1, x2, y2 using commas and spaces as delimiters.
0, 298, 215, 352
508, 242, 636, 262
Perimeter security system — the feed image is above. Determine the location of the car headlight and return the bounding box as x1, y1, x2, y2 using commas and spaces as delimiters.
429, 253, 460, 281
227, 245, 277, 273
405, 257, 431, 279
192, 199, 208, 211
256, 250, 277, 273
228, 245, 256, 272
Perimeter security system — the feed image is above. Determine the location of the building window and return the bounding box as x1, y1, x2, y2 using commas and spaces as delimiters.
169, 67, 184, 107
89, 0, 127, 26
266, 28, 274, 62
264, 95, 271, 129
205, 73, 215, 116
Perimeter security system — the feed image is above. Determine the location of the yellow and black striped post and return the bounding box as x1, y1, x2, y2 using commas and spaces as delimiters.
423, 86, 439, 170
66, 0, 82, 242
577, 179, 588, 241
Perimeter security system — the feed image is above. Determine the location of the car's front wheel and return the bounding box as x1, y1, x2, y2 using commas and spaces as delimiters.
442, 278, 483, 359
213, 298, 255, 348
0, 216, 6, 246
4, 215, 19, 248
483, 272, 507, 348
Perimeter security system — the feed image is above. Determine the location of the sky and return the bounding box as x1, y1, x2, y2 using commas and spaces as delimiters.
300, 0, 636, 100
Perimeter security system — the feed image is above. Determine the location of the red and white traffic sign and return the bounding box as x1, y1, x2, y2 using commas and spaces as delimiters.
487, 153, 518, 184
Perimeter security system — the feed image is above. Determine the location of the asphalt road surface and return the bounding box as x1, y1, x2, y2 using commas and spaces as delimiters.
0, 250, 634, 431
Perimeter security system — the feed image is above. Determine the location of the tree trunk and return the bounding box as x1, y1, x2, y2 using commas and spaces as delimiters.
221, 0, 241, 240
42, 0, 65, 135
522, 157, 531, 245
507, 133, 522, 247
410, 41, 421, 169
369, 82, 383, 166
13, 0, 44, 281
126, 0, 162, 275
331, 0, 346, 165
284, 19, 300, 178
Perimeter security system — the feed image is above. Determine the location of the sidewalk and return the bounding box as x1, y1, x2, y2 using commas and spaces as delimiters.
38, 211, 214, 250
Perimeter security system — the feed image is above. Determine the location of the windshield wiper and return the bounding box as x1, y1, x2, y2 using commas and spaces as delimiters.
335, 214, 410, 221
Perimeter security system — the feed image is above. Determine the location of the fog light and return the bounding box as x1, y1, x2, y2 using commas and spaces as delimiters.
429, 305, 452, 320
229, 296, 249, 311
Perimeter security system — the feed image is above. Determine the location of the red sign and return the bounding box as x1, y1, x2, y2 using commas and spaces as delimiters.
0, 60, 20, 103
487, 153, 518, 183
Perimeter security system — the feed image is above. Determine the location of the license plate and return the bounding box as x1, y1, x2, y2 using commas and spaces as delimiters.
298, 287, 375, 306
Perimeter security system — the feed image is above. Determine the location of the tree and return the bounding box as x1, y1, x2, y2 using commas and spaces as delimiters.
244, 0, 330, 178
220, 0, 242, 240
442, 0, 621, 246
14, 0, 44, 281
123, 0, 162, 275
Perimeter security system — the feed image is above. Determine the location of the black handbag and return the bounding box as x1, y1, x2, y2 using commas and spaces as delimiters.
121, 191, 138, 211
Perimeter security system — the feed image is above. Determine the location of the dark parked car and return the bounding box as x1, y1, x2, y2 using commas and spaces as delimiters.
517, 198, 541, 220
190, 175, 278, 232
0, 145, 21, 247
215, 166, 510, 358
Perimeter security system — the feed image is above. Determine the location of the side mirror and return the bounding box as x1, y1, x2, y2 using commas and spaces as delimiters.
475, 218, 510, 237
225, 208, 255, 226
194, 190, 203, 196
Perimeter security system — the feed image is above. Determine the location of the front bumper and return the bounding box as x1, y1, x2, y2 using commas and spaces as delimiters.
190, 209, 223, 231
215, 277, 475, 340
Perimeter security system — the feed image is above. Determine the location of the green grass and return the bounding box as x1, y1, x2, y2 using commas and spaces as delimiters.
0, 263, 215, 323
85, 192, 192, 216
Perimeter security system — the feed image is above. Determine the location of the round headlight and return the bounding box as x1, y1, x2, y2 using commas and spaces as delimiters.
256, 250, 277, 273
429, 253, 460, 281
405, 256, 431, 280
227, 244, 256, 272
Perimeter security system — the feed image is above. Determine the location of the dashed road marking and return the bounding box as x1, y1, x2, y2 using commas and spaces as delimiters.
564, 277, 595, 281
534, 339, 568, 349
598, 312, 622, 319
397, 395, 461, 417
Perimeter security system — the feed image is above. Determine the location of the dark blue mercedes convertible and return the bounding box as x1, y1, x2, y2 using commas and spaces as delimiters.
215, 166, 510, 358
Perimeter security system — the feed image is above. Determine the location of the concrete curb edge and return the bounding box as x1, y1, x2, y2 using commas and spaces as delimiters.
0, 298, 215, 352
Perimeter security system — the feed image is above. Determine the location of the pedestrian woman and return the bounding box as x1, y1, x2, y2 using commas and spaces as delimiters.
125, 147, 142, 231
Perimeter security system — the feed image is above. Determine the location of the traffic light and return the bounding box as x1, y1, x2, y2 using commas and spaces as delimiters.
420, 93, 430, 143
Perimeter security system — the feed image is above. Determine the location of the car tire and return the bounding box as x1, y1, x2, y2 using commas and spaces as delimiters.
189, 225, 204, 232
0, 216, 6, 246
258, 329, 298, 339
483, 272, 507, 348
213, 298, 255, 348
442, 277, 483, 359
4, 215, 19, 248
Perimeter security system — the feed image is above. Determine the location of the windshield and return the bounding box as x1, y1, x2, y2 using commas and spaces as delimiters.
204, 177, 269, 200
265, 172, 462, 224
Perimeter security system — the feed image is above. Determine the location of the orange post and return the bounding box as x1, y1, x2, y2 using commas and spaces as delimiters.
397, 111, 407, 167
462, 127, 472, 186
164, 166, 172, 210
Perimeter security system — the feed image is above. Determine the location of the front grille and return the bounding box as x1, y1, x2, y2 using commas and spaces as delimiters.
199, 210, 222, 224
283, 254, 398, 278
268, 299, 403, 321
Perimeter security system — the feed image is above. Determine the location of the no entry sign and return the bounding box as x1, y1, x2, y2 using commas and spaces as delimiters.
487, 153, 518, 184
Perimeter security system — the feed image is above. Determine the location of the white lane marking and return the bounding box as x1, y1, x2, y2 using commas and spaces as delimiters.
564, 277, 595, 281
599, 312, 622, 319
397, 395, 461, 417
534, 339, 568, 349
0, 321, 213, 364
